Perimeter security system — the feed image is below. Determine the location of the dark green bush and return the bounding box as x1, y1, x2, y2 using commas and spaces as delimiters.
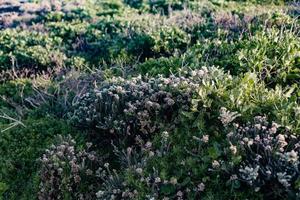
0, 79, 33, 106
138, 56, 183, 75
124, 0, 144, 9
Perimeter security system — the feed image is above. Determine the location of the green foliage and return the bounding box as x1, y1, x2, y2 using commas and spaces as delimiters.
0, 79, 33, 105
238, 28, 300, 85
151, 26, 191, 56
0, 114, 80, 199
0, 0, 299, 199
138, 56, 182, 75
0, 30, 65, 70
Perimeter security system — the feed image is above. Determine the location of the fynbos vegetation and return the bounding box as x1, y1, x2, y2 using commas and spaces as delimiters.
0, 0, 299, 199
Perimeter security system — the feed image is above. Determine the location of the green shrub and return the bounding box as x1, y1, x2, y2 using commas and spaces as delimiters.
149, 0, 186, 14
124, 0, 145, 9
184, 39, 243, 74
151, 26, 191, 56
138, 56, 183, 75
0, 115, 80, 199
0, 79, 33, 106
0, 30, 65, 70
96, 0, 125, 16
238, 28, 300, 85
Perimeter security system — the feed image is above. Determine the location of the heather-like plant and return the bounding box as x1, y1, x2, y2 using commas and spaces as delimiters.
69, 67, 229, 138
70, 73, 190, 138
39, 135, 103, 200
225, 115, 300, 198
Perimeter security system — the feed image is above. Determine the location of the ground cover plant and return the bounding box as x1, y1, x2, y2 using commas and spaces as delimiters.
0, 0, 299, 199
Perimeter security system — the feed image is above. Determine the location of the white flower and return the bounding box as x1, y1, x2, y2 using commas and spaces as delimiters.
127, 147, 132, 154
136, 168, 143, 174
269, 126, 277, 134
277, 134, 287, 148
197, 69, 205, 77
201, 135, 209, 143
162, 131, 169, 141
190, 70, 197, 77
212, 160, 220, 168
176, 191, 183, 197
285, 150, 299, 163
170, 177, 177, 185
247, 139, 254, 146
239, 165, 259, 185
96, 190, 104, 198
149, 151, 155, 157
254, 135, 260, 141
197, 183, 205, 191
219, 107, 240, 126
227, 132, 234, 138
163, 78, 171, 85
277, 134, 285, 141
145, 141, 152, 149
230, 174, 238, 181
230, 145, 237, 155
254, 124, 262, 130
155, 177, 161, 183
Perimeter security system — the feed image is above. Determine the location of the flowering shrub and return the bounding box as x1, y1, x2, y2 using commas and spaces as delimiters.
226, 115, 300, 198
36, 67, 300, 199
69, 70, 201, 139
39, 135, 103, 200
69, 66, 229, 134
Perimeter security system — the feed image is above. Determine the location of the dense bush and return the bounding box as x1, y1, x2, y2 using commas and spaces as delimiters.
0, 30, 65, 70
238, 28, 300, 85
138, 56, 183, 75
69, 70, 198, 142
64, 68, 295, 199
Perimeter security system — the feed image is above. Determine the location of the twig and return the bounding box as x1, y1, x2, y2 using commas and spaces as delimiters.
0, 113, 26, 132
